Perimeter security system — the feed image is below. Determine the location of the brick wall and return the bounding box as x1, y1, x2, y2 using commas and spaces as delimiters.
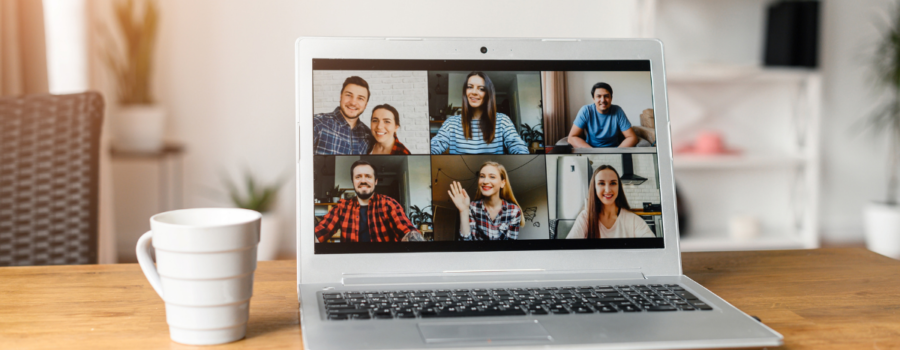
312, 70, 430, 154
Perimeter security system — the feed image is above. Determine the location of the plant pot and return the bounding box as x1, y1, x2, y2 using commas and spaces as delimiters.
112, 104, 165, 153
257, 212, 282, 261
864, 202, 900, 259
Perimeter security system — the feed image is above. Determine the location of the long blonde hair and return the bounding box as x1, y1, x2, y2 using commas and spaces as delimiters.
473, 161, 520, 208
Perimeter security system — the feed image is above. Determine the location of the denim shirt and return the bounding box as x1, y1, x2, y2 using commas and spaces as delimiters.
313, 107, 373, 155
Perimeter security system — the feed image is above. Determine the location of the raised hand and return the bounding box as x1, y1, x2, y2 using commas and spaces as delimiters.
447, 181, 471, 212
448, 181, 473, 239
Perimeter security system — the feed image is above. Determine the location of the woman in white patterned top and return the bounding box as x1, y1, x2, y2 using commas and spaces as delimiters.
448, 161, 522, 240
566, 165, 655, 239
430, 72, 529, 154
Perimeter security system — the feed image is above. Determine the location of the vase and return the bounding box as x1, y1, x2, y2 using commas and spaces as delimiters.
864, 202, 900, 259
257, 212, 282, 261
112, 104, 165, 153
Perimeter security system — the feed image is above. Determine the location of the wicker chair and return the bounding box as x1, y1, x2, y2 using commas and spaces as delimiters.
0, 92, 104, 265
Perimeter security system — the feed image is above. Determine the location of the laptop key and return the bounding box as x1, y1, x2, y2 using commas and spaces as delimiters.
647, 305, 678, 312
597, 305, 618, 313
422, 308, 527, 318
396, 312, 416, 318
328, 309, 369, 316
328, 314, 349, 320
691, 302, 713, 311
676, 291, 698, 299
621, 305, 641, 312
573, 307, 593, 314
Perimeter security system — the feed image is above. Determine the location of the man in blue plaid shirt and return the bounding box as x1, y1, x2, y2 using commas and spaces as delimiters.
313, 76, 374, 155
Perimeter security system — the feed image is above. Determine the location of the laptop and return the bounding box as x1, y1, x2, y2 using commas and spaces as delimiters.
295, 37, 783, 349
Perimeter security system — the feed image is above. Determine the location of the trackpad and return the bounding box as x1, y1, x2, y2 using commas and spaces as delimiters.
418, 320, 552, 344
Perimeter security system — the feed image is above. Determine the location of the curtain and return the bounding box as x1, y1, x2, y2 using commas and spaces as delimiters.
541, 71, 569, 145
0, 0, 49, 96
2, 0, 117, 263
86, 0, 117, 263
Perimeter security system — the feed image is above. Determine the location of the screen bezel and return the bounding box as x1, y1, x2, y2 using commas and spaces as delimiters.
296, 38, 681, 284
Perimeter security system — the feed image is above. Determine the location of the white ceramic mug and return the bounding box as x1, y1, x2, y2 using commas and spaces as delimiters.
136, 208, 261, 345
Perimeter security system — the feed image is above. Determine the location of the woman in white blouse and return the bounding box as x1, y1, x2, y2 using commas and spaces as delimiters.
567, 165, 655, 239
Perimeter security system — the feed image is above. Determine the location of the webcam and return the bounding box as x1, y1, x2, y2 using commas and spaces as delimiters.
480, 46, 488, 54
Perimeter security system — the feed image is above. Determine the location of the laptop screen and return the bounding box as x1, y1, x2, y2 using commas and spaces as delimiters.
310, 59, 664, 254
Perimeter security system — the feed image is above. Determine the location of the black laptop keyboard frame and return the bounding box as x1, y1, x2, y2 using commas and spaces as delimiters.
319, 284, 712, 320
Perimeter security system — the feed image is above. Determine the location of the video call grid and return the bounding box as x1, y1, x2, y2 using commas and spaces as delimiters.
308, 60, 665, 252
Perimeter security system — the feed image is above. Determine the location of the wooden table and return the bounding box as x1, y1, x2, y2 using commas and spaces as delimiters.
1, 248, 898, 349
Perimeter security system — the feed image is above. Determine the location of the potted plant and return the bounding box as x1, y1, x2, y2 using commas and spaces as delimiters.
223, 172, 287, 261
520, 121, 544, 152
441, 103, 462, 118
408, 205, 433, 232
324, 185, 342, 203
99, 0, 164, 152
864, 7, 900, 259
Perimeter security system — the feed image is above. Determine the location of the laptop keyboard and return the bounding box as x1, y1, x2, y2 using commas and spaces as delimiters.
320, 284, 712, 320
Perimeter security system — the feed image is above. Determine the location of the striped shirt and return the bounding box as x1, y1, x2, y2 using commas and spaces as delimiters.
430, 113, 529, 154
460, 199, 522, 241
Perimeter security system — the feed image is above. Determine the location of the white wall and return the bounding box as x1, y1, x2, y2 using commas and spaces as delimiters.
566, 71, 653, 128
99, 0, 683, 259
516, 73, 543, 132
312, 70, 430, 154
100, 0, 895, 257
818, 0, 894, 243
652, 0, 893, 244
517, 186, 550, 240
407, 156, 433, 217
655, 0, 768, 72
333, 156, 361, 190
447, 72, 469, 112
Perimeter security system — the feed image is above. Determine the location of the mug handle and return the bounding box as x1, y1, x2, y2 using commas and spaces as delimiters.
136, 231, 164, 298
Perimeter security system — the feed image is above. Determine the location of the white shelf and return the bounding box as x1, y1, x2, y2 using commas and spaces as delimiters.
641, 0, 822, 251
679, 232, 807, 252
673, 154, 805, 170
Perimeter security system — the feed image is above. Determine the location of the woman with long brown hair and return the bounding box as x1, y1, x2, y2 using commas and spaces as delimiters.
430, 72, 529, 154
566, 165, 654, 239
448, 161, 522, 240
368, 104, 411, 155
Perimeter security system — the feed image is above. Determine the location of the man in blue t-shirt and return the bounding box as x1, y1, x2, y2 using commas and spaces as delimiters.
567, 82, 638, 148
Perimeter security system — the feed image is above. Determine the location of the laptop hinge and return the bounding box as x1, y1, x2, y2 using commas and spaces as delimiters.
341, 269, 645, 286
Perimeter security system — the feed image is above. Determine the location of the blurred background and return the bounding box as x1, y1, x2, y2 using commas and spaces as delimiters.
3, 0, 898, 263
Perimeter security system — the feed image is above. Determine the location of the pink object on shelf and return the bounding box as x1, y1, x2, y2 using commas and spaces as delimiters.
675, 130, 741, 155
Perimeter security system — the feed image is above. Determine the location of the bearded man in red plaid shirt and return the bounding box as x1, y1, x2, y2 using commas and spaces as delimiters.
315, 160, 424, 243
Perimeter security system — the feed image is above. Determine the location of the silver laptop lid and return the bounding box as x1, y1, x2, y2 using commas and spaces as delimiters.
295, 38, 679, 285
